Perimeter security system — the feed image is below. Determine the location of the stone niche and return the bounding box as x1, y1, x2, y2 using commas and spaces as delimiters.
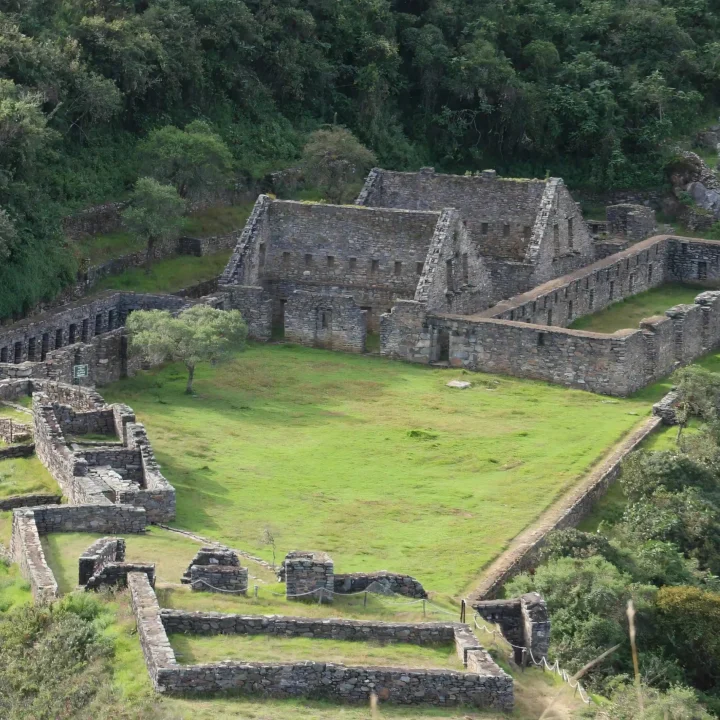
181, 546, 248, 594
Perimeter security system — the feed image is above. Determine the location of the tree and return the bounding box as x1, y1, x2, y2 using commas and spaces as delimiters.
121, 177, 185, 269
126, 305, 248, 394
300, 126, 376, 204
138, 121, 234, 199
673, 366, 720, 440
0, 208, 17, 260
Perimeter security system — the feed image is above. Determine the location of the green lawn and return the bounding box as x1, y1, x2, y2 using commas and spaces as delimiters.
0, 455, 60, 499
102, 343, 662, 597
91, 250, 231, 294
569, 283, 710, 334
75, 204, 252, 266
182, 204, 253, 237
170, 633, 463, 670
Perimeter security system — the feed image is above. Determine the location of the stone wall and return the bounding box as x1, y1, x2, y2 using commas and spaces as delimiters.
221, 286, 273, 341
333, 572, 427, 598
285, 291, 367, 352
86, 562, 156, 590
129, 572, 513, 708
161, 611, 459, 644
219, 195, 270, 286
26, 504, 147, 534
10, 508, 59, 603
606, 204, 656, 242
32, 384, 175, 521
0, 493, 61, 511
0, 291, 185, 369
415, 209, 493, 315
358, 168, 546, 261
189, 565, 248, 593
128, 571, 178, 689
666, 237, 720, 286
79, 536, 125, 585
282, 551, 334, 601
468, 415, 661, 600
62, 202, 126, 240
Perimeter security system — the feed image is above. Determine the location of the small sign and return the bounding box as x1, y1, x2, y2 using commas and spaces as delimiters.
73, 364, 89, 379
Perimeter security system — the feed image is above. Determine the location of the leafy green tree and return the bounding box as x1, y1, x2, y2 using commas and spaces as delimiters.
300, 127, 376, 204
674, 366, 720, 439
506, 556, 656, 683
656, 586, 720, 692
121, 177, 185, 268
621, 451, 716, 503
0, 79, 52, 183
138, 121, 234, 199
126, 304, 248, 394
0, 208, 17, 260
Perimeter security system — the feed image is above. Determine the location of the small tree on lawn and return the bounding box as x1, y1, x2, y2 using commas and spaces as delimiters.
300, 126, 376, 204
122, 177, 185, 270
138, 120, 235, 199
126, 305, 248, 394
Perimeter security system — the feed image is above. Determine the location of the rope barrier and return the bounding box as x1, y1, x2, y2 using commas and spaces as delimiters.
473, 617, 592, 705
193, 579, 249, 594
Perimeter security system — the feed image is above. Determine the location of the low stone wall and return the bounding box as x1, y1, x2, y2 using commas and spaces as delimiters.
0, 443, 35, 460
10, 508, 58, 603
128, 571, 513, 708
161, 612, 459, 644
473, 593, 550, 663
86, 562, 156, 590
128, 572, 178, 689
189, 565, 248, 594
157, 661, 513, 707
333, 572, 427, 599
79, 536, 125, 585
282, 551, 335, 600
0, 493, 61, 511
25, 504, 147, 534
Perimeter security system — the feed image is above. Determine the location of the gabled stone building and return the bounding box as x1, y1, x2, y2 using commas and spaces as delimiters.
219, 167, 594, 347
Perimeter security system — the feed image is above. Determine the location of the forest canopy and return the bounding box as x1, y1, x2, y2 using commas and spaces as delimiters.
1, 0, 720, 316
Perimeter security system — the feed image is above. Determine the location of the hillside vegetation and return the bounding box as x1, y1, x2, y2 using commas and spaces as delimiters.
2, 0, 720, 316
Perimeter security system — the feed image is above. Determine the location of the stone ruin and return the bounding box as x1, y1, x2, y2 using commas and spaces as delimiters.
473, 592, 551, 664
128, 571, 514, 709
79, 536, 155, 591
180, 546, 248, 594
278, 550, 427, 602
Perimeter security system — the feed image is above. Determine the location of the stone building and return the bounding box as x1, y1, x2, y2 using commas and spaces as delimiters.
218, 167, 594, 351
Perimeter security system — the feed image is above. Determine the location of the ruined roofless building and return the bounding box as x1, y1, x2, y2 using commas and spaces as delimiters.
219, 167, 593, 342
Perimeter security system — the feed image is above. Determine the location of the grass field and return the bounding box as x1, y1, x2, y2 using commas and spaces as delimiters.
171, 633, 464, 670
0, 455, 60, 499
91, 250, 231, 294
101, 343, 662, 597
75, 204, 252, 265
569, 283, 709, 333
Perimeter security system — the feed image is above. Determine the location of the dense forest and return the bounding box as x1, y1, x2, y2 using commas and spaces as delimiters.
2, 0, 720, 315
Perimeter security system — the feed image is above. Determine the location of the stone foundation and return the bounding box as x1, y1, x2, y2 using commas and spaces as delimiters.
128, 572, 513, 708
